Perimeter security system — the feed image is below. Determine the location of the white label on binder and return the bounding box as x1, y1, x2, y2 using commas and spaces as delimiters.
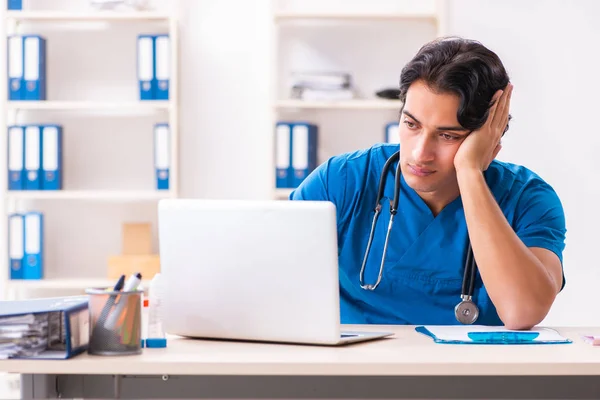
9, 127, 23, 170
387, 124, 400, 144
138, 37, 153, 80
25, 214, 40, 254
9, 216, 24, 258
8, 36, 23, 78
43, 126, 58, 170
292, 125, 309, 169
276, 125, 290, 168
155, 36, 170, 80
25, 126, 40, 170
24, 37, 40, 80
155, 126, 170, 169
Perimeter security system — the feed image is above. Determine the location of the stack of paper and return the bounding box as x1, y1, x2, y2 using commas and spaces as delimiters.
289, 71, 355, 101
0, 313, 50, 359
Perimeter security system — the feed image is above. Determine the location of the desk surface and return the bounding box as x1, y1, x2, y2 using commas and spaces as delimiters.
2, 326, 600, 376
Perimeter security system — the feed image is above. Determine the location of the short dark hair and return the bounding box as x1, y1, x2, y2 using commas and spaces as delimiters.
399, 37, 511, 135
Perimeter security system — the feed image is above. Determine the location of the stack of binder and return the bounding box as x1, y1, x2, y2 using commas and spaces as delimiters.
384, 122, 400, 144
7, 34, 47, 101
275, 122, 318, 189
154, 122, 170, 190
0, 296, 89, 359
9, 212, 44, 280
8, 124, 63, 191
137, 34, 170, 100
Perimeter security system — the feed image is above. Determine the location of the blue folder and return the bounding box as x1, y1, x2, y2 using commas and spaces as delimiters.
416, 325, 572, 345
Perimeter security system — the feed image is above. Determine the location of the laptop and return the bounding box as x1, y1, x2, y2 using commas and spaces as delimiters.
157, 199, 394, 345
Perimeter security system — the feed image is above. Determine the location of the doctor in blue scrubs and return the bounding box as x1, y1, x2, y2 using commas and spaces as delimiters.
290, 37, 566, 330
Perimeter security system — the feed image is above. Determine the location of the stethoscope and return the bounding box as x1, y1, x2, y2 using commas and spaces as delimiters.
358, 150, 480, 325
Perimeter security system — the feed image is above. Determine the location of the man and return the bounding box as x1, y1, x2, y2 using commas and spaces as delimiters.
290, 37, 566, 330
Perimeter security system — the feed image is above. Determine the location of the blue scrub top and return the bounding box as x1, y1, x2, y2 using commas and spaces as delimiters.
290, 143, 566, 326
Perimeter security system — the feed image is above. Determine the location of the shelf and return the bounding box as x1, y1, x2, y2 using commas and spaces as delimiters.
5, 10, 172, 22
274, 11, 437, 22
275, 99, 403, 110
6, 277, 116, 291
7, 100, 171, 111
5, 190, 174, 201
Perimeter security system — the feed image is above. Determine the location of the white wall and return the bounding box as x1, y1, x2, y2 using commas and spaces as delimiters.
6, 0, 598, 327
444, 0, 600, 327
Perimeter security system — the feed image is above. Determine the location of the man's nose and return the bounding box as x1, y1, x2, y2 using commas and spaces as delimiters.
412, 134, 435, 163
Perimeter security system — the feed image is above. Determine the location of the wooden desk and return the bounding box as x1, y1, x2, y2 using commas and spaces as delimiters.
2, 325, 600, 399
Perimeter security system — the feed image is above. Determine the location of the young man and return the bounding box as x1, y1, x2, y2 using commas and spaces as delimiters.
290, 37, 566, 330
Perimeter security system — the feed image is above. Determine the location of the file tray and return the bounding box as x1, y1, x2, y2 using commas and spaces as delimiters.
416, 325, 572, 345
0, 296, 89, 359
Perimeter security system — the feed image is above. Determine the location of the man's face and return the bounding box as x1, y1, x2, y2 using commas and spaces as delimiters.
398, 79, 470, 199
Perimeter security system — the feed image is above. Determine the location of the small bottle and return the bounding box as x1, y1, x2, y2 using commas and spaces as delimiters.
145, 273, 167, 348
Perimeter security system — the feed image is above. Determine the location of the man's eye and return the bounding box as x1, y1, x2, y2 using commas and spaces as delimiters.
403, 121, 417, 129
441, 133, 458, 141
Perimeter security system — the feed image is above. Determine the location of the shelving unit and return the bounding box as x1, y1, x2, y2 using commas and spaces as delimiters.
270, 0, 446, 200
0, 4, 179, 300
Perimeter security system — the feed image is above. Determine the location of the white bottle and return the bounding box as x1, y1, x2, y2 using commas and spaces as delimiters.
145, 273, 167, 348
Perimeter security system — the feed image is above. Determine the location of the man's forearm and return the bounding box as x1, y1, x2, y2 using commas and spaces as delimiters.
456, 168, 558, 329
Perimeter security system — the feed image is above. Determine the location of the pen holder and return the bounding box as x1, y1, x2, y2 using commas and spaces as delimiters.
86, 287, 143, 356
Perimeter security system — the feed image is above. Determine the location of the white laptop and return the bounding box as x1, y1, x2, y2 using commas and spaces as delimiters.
157, 199, 394, 346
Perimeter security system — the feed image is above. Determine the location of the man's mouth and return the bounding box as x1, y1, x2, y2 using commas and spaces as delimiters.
408, 164, 435, 177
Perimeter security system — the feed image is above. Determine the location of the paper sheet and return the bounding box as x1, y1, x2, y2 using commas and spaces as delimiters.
420, 325, 570, 343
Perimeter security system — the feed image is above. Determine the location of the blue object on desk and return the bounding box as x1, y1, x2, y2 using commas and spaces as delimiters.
415, 325, 572, 345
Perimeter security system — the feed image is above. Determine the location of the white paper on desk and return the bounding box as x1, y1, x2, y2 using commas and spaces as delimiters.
420, 325, 570, 343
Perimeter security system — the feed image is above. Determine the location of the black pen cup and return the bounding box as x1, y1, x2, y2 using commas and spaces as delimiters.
86, 287, 143, 356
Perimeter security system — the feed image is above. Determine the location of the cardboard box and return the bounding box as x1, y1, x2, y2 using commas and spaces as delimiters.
107, 254, 160, 280
122, 223, 152, 255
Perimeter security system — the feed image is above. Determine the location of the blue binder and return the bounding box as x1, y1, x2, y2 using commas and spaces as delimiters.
137, 34, 155, 100
8, 125, 24, 190
0, 296, 90, 359
23, 211, 43, 280
23, 35, 47, 101
385, 122, 399, 144
8, 213, 24, 280
291, 122, 318, 188
7, 35, 23, 100
275, 122, 292, 188
154, 34, 170, 100
154, 123, 170, 190
24, 124, 42, 190
8, 0, 22, 10
41, 124, 63, 190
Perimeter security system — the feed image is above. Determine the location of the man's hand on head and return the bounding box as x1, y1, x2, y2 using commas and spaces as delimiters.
454, 83, 513, 173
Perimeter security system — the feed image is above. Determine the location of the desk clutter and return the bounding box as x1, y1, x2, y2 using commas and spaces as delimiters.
7, 32, 170, 101
6, 122, 171, 192
0, 272, 166, 359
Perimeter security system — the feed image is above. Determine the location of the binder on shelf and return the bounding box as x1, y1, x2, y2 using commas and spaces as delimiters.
41, 124, 63, 190
7, 0, 22, 10
0, 296, 89, 359
137, 34, 155, 100
8, 213, 24, 280
154, 123, 170, 190
291, 122, 318, 188
385, 122, 400, 144
24, 124, 42, 190
23, 35, 47, 101
8, 125, 25, 190
154, 34, 170, 100
7, 35, 23, 100
23, 212, 43, 280
275, 122, 292, 188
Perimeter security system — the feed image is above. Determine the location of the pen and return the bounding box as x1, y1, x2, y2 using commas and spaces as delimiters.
104, 273, 143, 330
96, 274, 125, 325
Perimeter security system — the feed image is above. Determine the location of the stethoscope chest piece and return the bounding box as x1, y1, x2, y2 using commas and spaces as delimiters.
454, 296, 479, 325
